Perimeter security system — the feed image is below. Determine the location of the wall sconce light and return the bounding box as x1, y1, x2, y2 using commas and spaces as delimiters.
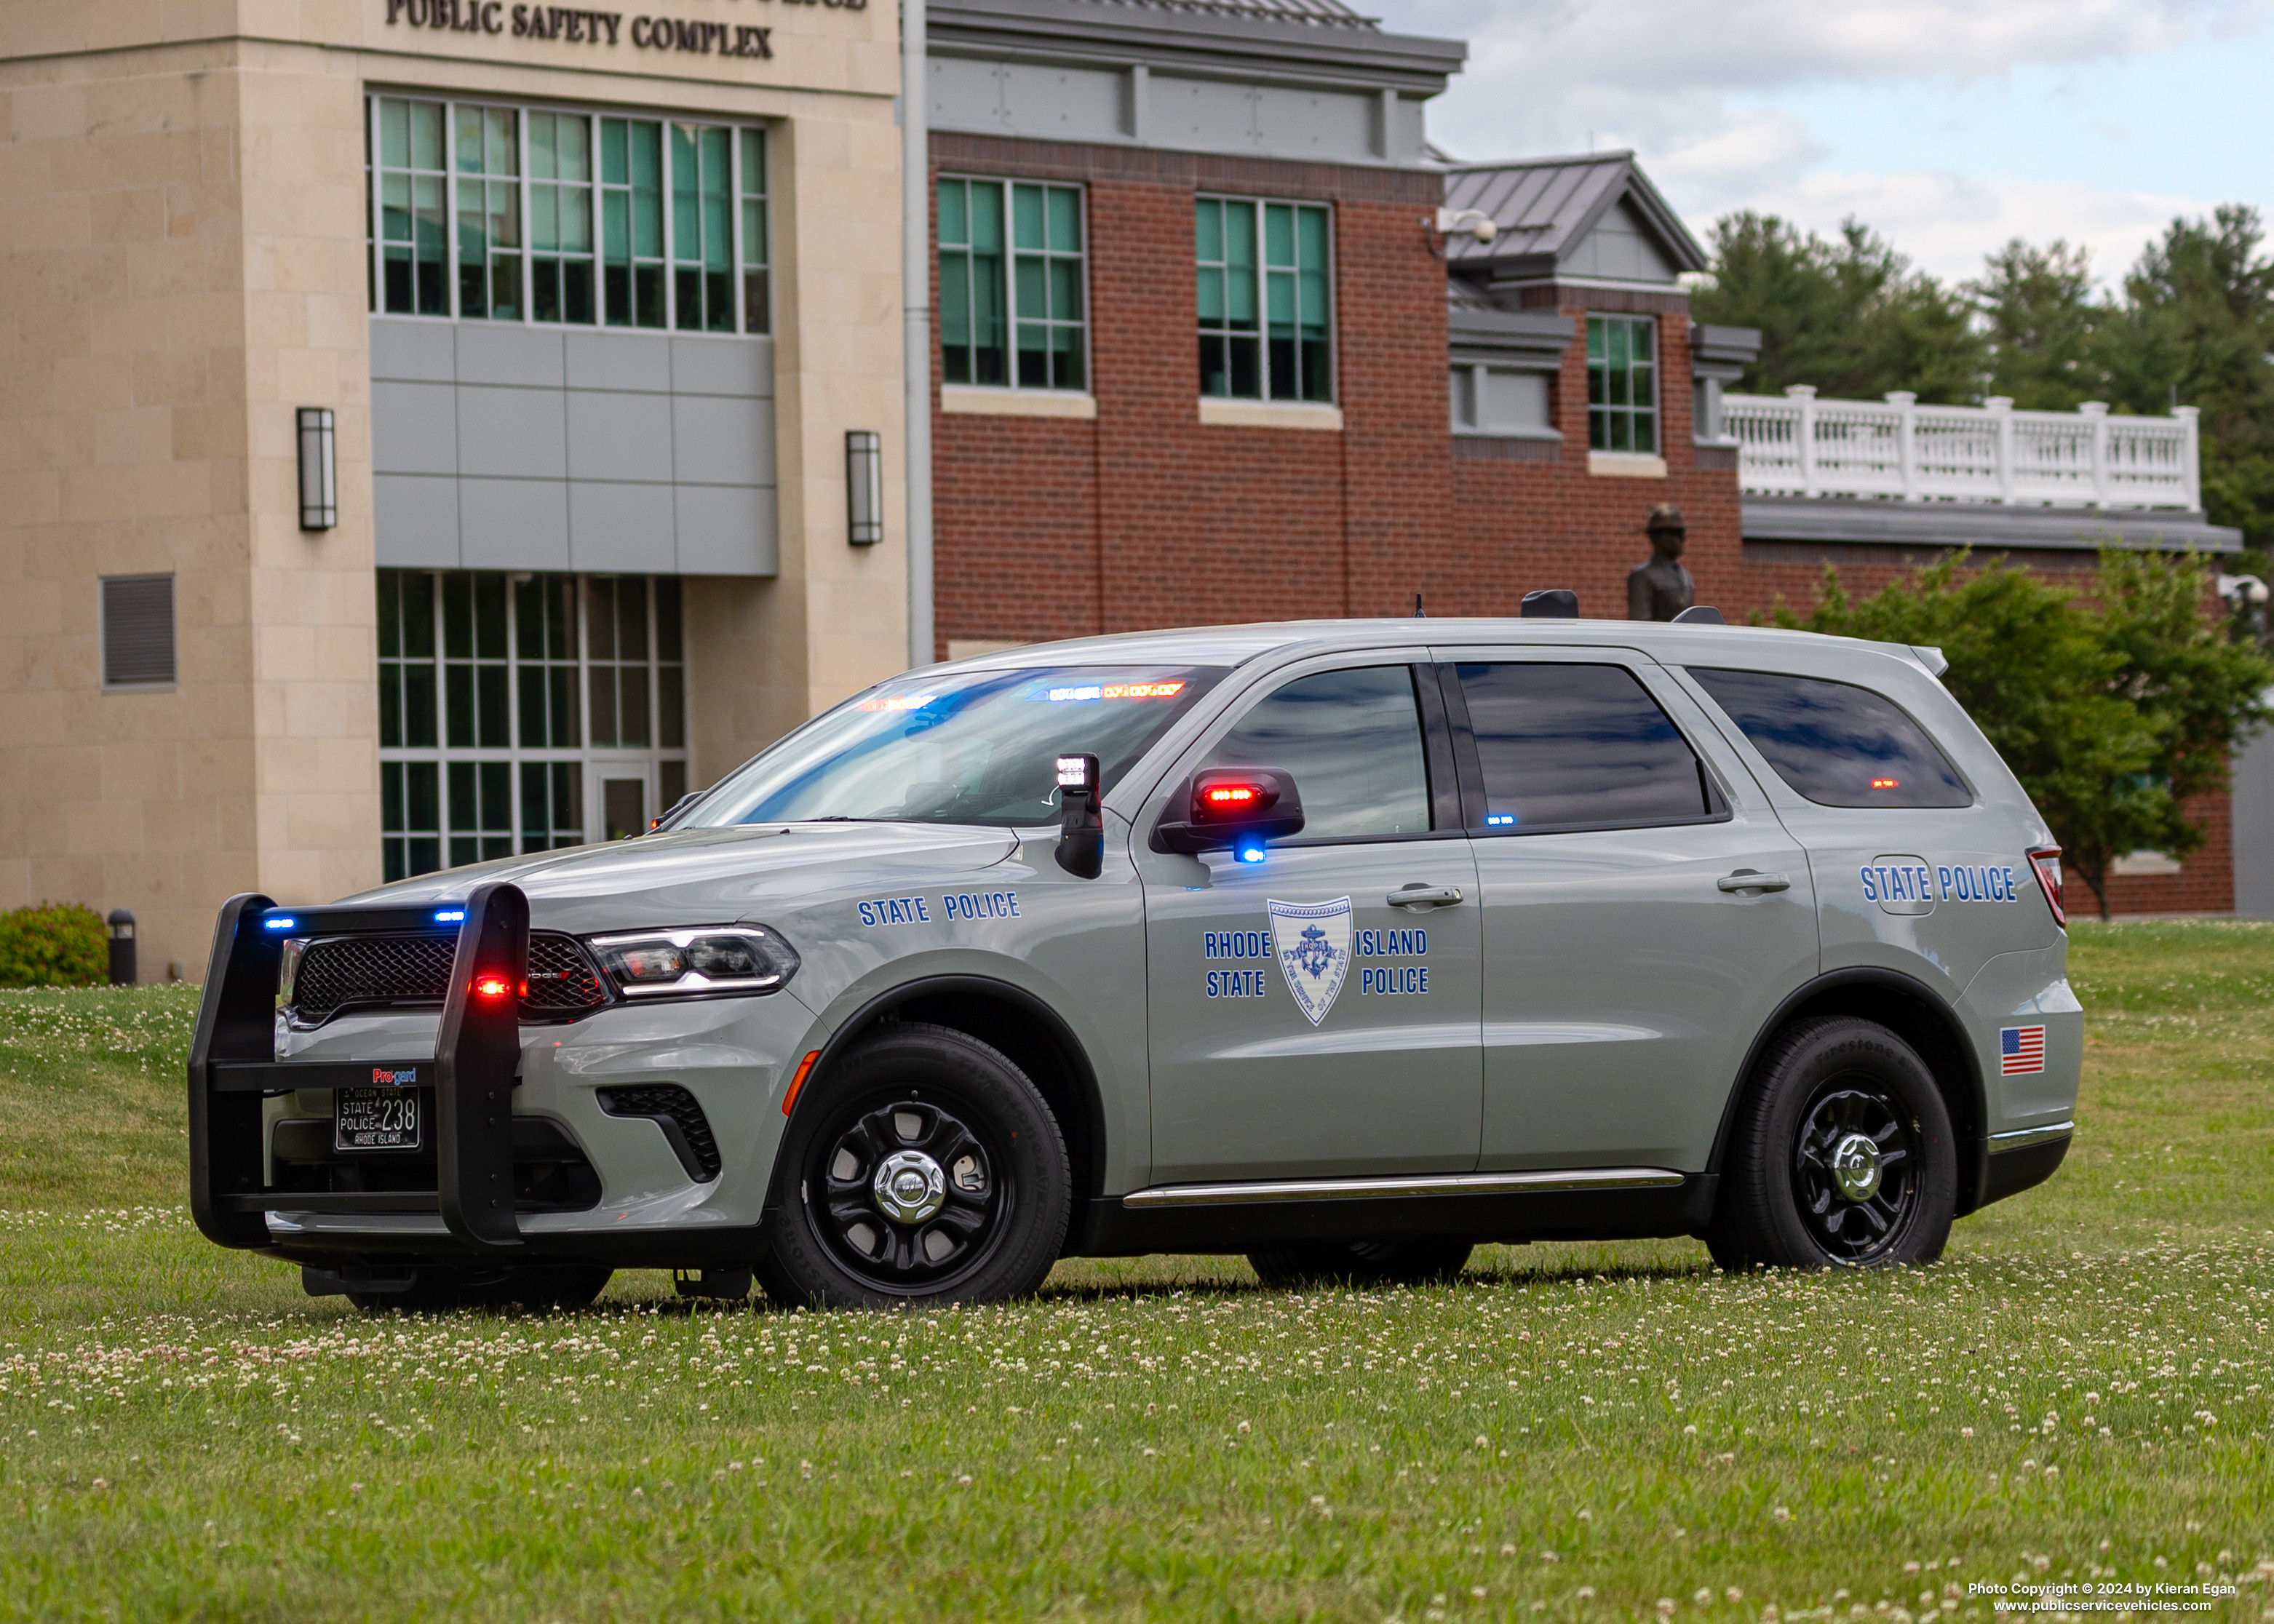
297, 407, 337, 531
846, 429, 883, 546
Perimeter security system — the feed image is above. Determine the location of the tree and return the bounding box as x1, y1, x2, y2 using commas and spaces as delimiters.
1692, 213, 1982, 404
1968, 239, 2112, 410
2095, 206, 2274, 553
1788, 552, 2274, 918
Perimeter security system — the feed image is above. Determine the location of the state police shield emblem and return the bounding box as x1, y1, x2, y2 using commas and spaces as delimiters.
1268, 897, 1353, 1027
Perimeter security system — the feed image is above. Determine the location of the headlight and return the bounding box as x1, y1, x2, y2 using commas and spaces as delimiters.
587, 926, 800, 999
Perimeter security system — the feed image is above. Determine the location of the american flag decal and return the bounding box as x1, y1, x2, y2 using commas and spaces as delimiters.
2000, 1025, 2046, 1075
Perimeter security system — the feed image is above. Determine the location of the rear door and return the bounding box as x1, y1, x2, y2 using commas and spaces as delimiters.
1432, 648, 1820, 1172
1135, 658, 1483, 1183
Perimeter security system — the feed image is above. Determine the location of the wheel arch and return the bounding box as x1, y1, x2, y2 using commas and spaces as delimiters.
1711, 968, 1989, 1215
795, 975, 1110, 1205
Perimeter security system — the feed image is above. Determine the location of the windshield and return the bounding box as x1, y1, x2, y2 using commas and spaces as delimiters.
683, 665, 1226, 828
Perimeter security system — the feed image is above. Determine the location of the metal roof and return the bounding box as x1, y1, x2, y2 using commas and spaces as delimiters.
1441, 151, 1707, 276
1062, 0, 1379, 27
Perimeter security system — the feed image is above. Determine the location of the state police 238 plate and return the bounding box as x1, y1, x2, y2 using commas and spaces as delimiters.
335, 1086, 421, 1152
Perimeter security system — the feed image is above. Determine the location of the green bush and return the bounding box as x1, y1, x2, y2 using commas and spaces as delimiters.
0, 904, 108, 988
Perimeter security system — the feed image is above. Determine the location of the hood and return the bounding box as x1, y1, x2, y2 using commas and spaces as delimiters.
336, 822, 1022, 936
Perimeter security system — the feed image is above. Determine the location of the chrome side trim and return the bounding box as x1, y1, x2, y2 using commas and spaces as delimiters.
1988, 1121, 2075, 1151
1121, 1167, 1687, 1209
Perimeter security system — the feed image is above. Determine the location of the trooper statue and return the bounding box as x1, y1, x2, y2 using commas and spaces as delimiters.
1627, 503, 1695, 621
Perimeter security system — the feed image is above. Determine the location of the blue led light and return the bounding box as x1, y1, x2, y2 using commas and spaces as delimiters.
263, 917, 295, 931
434, 909, 466, 923
1485, 813, 1515, 827
1233, 835, 1267, 864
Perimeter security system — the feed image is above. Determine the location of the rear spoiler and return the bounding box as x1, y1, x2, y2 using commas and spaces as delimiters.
186, 880, 531, 1256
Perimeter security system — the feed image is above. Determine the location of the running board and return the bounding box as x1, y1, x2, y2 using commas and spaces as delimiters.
1121, 1167, 1687, 1209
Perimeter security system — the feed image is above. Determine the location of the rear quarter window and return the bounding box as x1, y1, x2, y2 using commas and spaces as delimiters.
1688, 667, 1971, 809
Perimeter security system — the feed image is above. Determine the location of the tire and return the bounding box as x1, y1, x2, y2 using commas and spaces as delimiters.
1707, 1015, 1957, 1272
755, 1022, 1072, 1310
1247, 1238, 1474, 1289
345, 1265, 612, 1315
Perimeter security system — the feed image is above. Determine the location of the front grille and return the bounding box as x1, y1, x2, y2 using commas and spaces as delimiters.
525, 933, 609, 1014
597, 1085, 722, 1182
290, 931, 611, 1021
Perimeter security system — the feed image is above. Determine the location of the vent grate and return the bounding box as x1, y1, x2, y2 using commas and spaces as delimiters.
597, 1084, 722, 1182
290, 931, 609, 1020
102, 574, 176, 687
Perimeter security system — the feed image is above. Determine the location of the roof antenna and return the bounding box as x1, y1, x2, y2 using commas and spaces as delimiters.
1413, 592, 1426, 618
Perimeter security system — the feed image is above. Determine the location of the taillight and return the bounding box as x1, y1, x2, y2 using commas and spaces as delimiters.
2027, 848, 2065, 928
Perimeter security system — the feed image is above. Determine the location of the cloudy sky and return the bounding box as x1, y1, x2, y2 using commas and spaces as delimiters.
1371, 0, 2274, 288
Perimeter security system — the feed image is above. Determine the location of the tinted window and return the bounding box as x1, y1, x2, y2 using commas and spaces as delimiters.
1689, 668, 1971, 808
1205, 666, 1431, 840
1456, 662, 1711, 830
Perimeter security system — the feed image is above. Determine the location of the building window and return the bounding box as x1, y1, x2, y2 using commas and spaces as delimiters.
1587, 315, 1657, 453
100, 574, 176, 689
367, 97, 769, 335
937, 178, 1086, 391
1196, 197, 1332, 403
378, 569, 690, 882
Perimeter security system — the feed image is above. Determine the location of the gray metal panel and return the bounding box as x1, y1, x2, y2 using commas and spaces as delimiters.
454, 323, 565, 389
2234, 712, 2274, 918
370, 319, 457, 383
672, 335, 771, 398
933, 57, 1126, 142
570, 482, 677, 573
568, 390, 675, 485
675, 483, 779, 577
672, 396, 776, 486
458, 477, 571, 572
1156, 75, 1264, 151
455, 384, 569, 479
1562, 198, 1679, 285
370, 381, 460, 477
565, 329, 675, 393
1249, 81, 1372, 161
372, 474, 462, 568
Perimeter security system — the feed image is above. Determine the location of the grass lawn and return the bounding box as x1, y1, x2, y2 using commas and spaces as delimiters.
0, 922, 2269, 1621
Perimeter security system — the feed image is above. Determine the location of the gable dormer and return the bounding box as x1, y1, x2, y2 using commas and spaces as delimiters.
1440, 151, 1705, 300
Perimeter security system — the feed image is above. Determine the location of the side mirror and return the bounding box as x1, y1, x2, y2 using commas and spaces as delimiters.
1054, 753, 1103, 878
1151, 768, 1305, 859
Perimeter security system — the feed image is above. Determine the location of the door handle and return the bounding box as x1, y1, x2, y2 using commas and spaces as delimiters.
1387, 885, 1464, 909
1717, 870, 1792, 893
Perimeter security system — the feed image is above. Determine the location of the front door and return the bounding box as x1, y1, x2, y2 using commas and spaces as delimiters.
1137, 661, 1483, 1184
1434, 652, 1821, 1173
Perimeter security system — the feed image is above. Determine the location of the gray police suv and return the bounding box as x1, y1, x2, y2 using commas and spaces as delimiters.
188, 616, 2080, 1312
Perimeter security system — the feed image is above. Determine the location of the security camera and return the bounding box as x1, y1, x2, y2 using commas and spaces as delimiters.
1434, 206, 1498, 245
2217, 573, 2270, 605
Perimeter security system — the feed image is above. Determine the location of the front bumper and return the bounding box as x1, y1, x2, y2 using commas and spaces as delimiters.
189, 884, 814, 1270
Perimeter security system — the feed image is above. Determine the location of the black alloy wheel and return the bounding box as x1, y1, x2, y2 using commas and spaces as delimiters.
1790, 1084, 1918, 1263
1707, 1014, 1957, 1273
812, 1098, 1001, 1286
757, 1023, 1071, 1310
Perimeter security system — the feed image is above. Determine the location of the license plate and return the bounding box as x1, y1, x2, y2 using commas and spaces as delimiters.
335, 1085, 422, 1152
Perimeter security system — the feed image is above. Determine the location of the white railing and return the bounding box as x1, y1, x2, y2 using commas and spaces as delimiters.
1724, 389, 2201, 510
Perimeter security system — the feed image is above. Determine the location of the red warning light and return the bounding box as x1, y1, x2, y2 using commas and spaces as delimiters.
472, 974, 517, 1001
1204, 784, 1260, 806
1871, 778, 1900, 789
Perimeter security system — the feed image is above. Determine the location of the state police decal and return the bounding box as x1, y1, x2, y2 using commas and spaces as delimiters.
1268, 897, 1353, 1027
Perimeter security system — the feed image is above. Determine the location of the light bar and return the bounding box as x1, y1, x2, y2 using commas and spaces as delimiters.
434, 909, 465, 924
262, 917, 295, 931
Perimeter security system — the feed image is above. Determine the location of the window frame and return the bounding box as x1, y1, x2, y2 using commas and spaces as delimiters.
1434, 659, 1733, 837
366, 92, 771, 337
377, 568, 692, 882
1586, 313, 1659, 455
935, 175, 1090, 394
1164, 658, 1463, 850
1196, 194, 1337, 406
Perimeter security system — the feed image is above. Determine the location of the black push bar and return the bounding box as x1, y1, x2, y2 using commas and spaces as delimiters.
186, 880, 531, 1256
